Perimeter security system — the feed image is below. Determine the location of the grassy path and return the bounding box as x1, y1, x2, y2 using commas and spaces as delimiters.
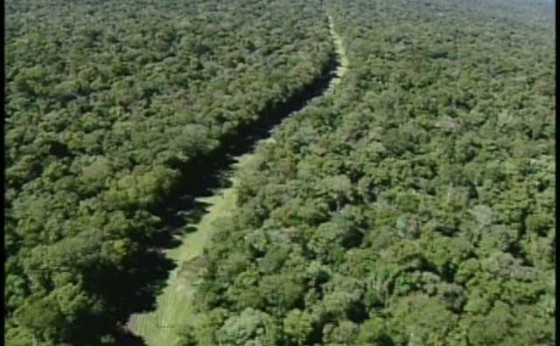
128, 11, 347, 346
327, 11, 349, 90
127, 152, 257, 346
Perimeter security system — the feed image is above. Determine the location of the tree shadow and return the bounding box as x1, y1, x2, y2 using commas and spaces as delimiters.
113, 330, 148, 346
77, 248, 175, 345
147, 50, 339, 251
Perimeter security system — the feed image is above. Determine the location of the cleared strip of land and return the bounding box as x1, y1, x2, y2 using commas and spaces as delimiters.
128, 151, 255, 346
129, 11, 347, 345
327, 12, 349, 90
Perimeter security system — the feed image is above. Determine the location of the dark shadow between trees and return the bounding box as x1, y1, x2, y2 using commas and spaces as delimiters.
143, 51, 339, 252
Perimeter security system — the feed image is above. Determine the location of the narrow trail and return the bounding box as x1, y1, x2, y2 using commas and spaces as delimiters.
128, 11, 348, 346
326, 10, 349, 90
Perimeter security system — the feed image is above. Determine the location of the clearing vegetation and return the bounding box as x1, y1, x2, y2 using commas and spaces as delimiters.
129, 152, 251, 345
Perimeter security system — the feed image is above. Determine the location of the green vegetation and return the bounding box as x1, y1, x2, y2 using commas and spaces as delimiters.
5, 0, 555, 345
5, 0, 334, 344
181, 0, 556, 345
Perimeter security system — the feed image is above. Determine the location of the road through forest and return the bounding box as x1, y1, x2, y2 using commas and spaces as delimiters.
128, 10, 348, 346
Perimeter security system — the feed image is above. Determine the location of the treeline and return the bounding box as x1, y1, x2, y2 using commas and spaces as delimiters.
4, 0, 333, 344
184, 0, 555, 345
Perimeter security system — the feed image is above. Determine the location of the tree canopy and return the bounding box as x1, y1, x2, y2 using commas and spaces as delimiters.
5, 0, 555, 345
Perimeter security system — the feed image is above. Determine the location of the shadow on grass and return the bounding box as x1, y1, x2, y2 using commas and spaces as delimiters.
113, 331, 147, 346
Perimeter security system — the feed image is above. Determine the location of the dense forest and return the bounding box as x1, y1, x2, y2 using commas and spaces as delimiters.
4, 0, 555, 345
4, 0, 334, 344
180, 0, 556, 345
